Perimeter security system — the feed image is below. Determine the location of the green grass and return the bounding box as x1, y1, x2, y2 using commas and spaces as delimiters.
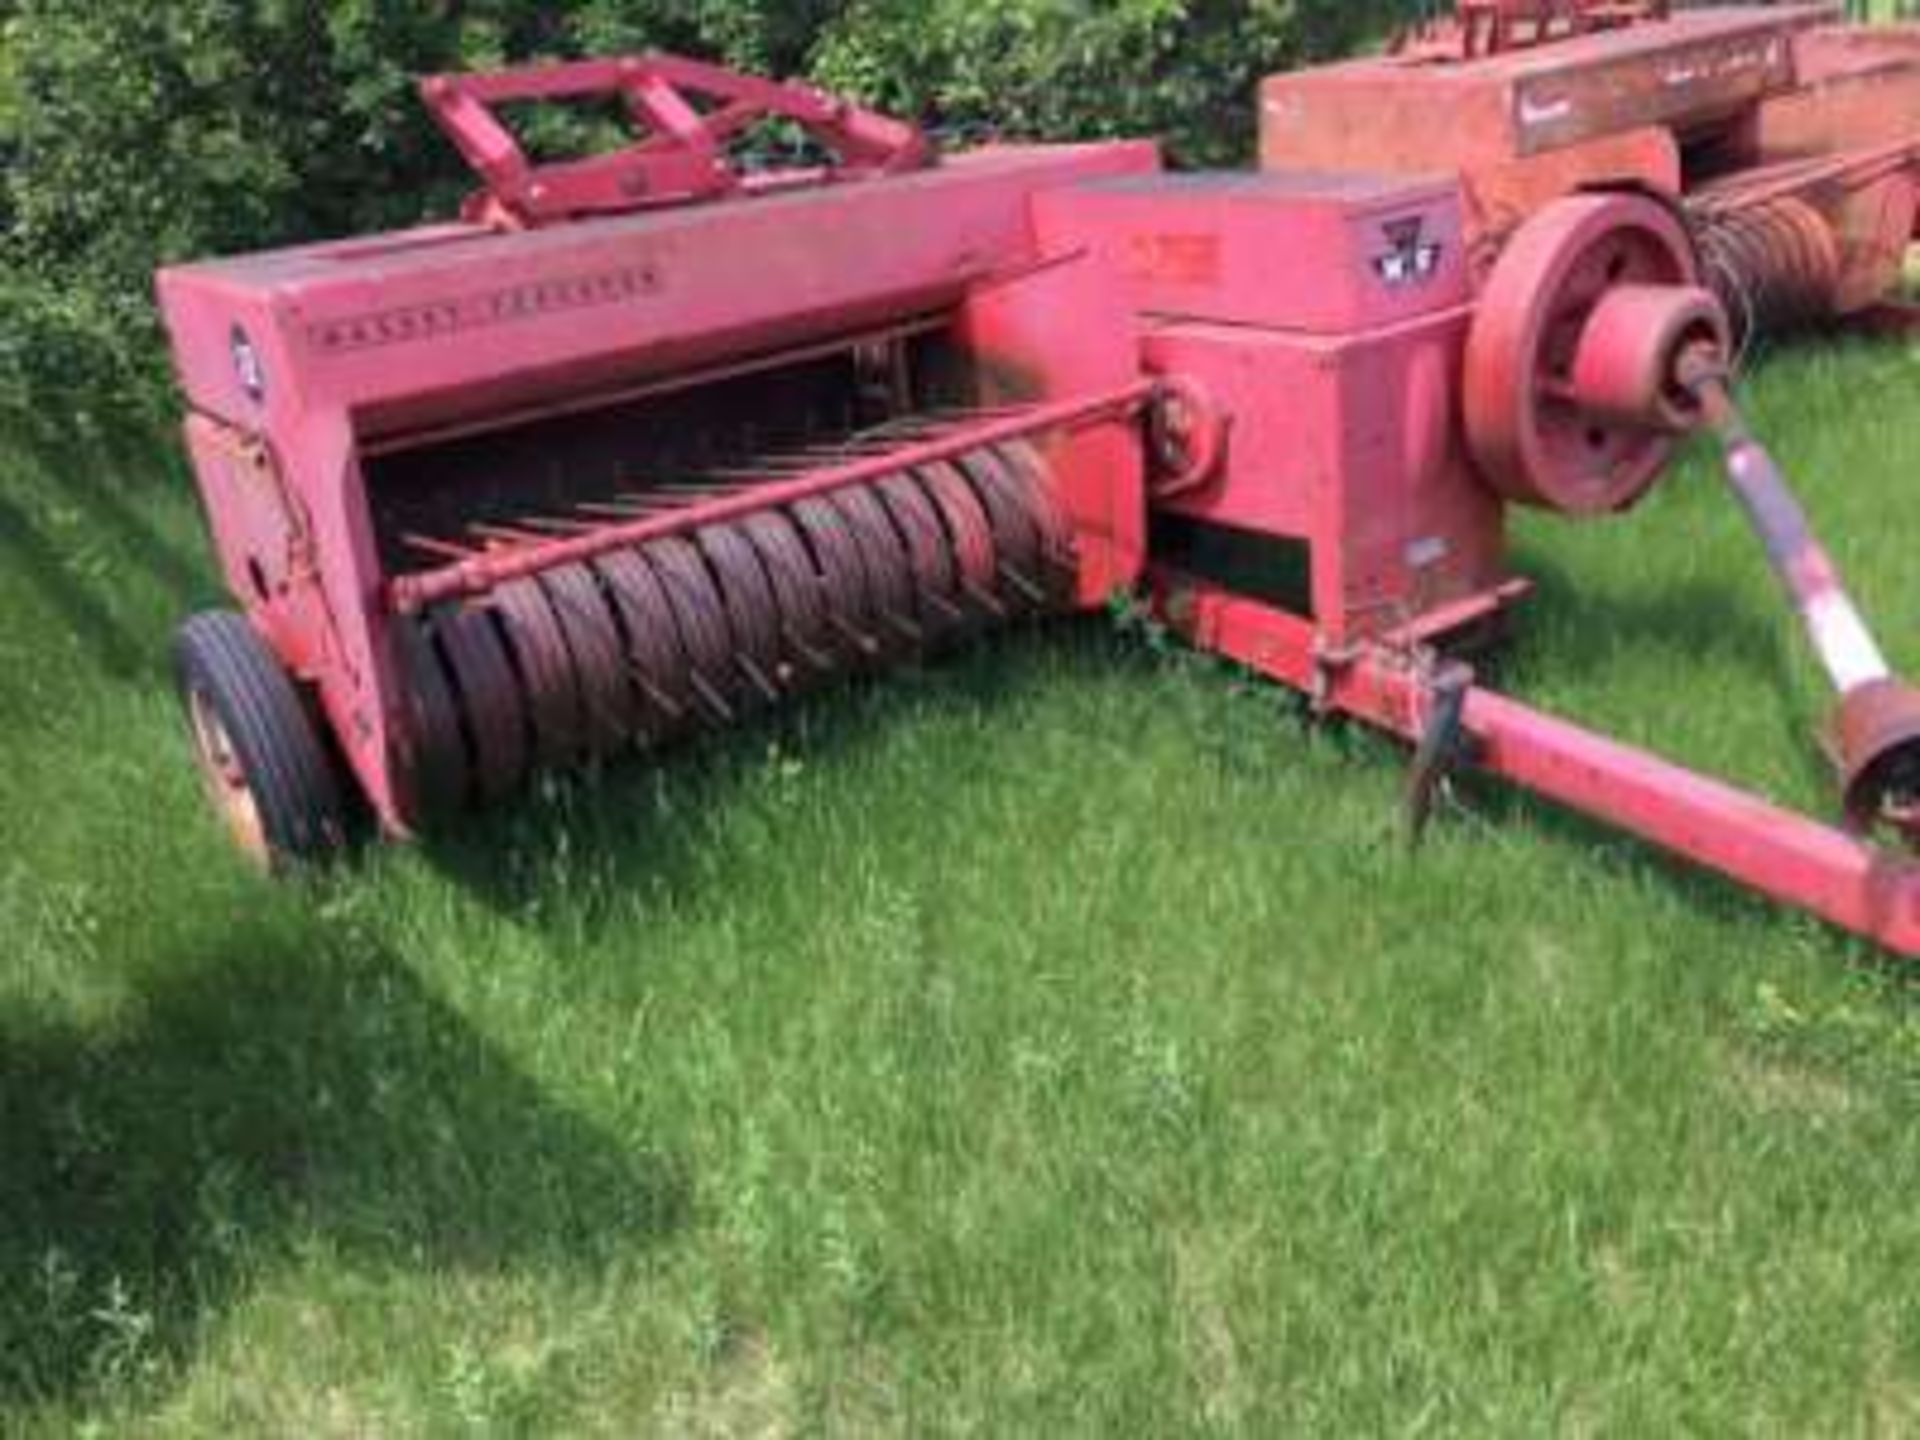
8, 339, 1920, 1434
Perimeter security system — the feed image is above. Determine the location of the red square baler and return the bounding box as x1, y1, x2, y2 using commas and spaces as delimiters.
155, 21, 1920, 957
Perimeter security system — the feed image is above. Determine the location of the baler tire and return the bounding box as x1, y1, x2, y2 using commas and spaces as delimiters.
173, 610, 349, 871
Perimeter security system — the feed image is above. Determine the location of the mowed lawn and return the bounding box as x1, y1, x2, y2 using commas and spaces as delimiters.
6, 337, 1920, 1434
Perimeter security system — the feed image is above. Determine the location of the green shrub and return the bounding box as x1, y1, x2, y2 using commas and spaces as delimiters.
813, 0, 1406, 167
0, 270, 156, 436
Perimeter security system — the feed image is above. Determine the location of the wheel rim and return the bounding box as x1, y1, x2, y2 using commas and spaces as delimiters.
187, 686, 271, 869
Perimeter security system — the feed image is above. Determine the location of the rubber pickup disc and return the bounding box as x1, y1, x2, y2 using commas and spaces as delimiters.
492, 577, 588, 770
594, 546, 696, 745
697, 523, 786, 703
991, 440, 1077, 606
954, 448, 1046, 613
876, 471, 966, 647
739, 510, 835, 683
914, 461, 1002, 627
540, 561, 636, 759
644, 536, 740, 724
832, 482, 921, 656
789, 496, 883, 668
432, 600, 530, 804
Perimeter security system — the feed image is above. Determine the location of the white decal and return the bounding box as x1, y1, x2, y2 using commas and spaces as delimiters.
1807, 590, 1891, 693
1374, 216, 1445, 290
1518, 94, 1573, 129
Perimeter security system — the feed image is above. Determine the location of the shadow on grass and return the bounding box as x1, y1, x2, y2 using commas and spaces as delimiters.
416, 590, 1848, 968
1516, 549, 1789, 679
0, 485, 157, 685
0, 919, 687, 1410
0, 426, 213, 692
21, 427, 211, 613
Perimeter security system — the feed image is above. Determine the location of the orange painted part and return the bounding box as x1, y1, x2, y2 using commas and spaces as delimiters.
1260, 6, 1816, 174
1761, 29, 1920, 161
1263, 3, 1920, 328
1828, 174, 1919, 313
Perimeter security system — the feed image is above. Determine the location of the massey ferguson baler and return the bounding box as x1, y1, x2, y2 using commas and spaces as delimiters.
157, 9, 1920, 957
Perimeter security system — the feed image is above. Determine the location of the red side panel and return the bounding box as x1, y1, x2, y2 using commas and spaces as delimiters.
957, 252, 1148, 604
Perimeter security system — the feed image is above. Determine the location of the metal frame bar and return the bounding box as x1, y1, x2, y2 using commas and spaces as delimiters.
1169, 579, 1920, 956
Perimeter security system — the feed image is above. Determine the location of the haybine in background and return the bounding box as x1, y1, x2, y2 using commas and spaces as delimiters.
157, 3, 1920, 954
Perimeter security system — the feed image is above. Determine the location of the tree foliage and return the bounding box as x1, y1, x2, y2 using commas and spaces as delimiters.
816, 0, 1403, 165
0, 0, 1410, 423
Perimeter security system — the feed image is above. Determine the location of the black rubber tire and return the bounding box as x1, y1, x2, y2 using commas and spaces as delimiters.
173, 611, 349, 870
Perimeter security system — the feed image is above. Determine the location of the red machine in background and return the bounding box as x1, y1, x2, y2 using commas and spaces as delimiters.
156, 6, 1920, 956
1268, 1, 1920, 337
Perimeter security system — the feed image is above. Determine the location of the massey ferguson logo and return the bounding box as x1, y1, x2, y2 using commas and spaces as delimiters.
1373, 217, 1444, 290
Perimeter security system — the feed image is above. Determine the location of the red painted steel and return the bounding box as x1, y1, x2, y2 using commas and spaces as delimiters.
158, 56, 1158, 832
1093, 158, 1920, 955
1039, 170, 1507, 647
1683, 363, 1920, 843
1161, 583, 1920, 957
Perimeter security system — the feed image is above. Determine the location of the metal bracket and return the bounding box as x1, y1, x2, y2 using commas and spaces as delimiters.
421, 53, 931, 230
1397, 1, 1672, 60
1405, 660, 1478, 845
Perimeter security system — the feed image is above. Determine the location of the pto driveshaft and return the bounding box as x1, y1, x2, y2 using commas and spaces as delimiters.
1683, 356, 1920, 836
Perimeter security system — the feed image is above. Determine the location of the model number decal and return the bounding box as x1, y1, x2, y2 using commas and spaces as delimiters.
308, 261, 664, 354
